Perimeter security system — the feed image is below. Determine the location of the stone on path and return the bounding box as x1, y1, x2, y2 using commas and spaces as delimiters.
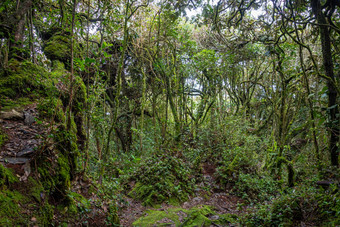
0, 109, 24, 120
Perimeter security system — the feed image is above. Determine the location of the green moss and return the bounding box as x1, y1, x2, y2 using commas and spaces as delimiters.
66, 191, 91, 213
69, 113, 78, 135
133, 209, 181, 226
57, 153, 71, 192
70, 76, 87, 149
27, 177, 44, 203
128, 182, 158, 207
55, 124, 79, 175
44, 35, 70, 63
0, 164, 18, 187
36, 203, 54, 225
0, 176, 54, 226
37, 165, 55, 192
133, 206, 237, 227
44, 35, 83, 66
0, 128, 7, 147
52, 60, 66, 71
73, 76, 87, 112
168, 197, 181, 206
0, 97, 33, 111
0, 59, 57, 109
37, 97, 66, 123
37, 152, 72, 202
0, 190, 26, 225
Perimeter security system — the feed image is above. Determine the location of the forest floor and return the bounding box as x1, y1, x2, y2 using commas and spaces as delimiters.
0, 105, 248, 226
118, 162, 248, 226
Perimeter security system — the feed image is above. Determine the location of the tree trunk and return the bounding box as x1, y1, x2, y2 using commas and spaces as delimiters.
311, 0, 339, 166
9, 0, 32, 59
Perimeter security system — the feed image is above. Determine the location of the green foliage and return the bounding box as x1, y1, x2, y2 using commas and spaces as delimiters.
233, 173, 278, 203
242, 185, 340, 226
0, 97, 33, 111
215, 140, 263, 185
128, 153, 194, 206
105, 202, 120, 226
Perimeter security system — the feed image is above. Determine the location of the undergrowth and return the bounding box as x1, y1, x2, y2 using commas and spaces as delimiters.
128, 152, 195, 206
242, 183, 340, 226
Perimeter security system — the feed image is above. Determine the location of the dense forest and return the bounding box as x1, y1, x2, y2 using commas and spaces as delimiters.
0, 0, 339, 225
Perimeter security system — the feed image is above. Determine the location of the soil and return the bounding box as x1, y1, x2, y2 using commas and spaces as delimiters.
118, 162, 248, 226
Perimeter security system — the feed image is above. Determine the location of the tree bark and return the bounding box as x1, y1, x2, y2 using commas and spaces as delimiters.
311, 0, 339, 166
8, 0, 32, 59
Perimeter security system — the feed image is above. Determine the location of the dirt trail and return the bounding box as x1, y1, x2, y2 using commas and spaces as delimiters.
0, 104, 48, 176
118, 163, 248, 226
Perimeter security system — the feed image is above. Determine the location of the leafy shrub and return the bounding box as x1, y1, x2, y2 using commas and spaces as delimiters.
215, 145, 260, 187
128, 153, 194, 206
232, 173, 278, 203
242, 184, 340, 226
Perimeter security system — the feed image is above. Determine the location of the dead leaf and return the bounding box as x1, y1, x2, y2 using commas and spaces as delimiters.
20, 162, 31, 181
103, 204, 108, 212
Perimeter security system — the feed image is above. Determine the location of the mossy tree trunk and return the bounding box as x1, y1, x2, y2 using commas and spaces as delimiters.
7, 0, 32, 60
311, 0, 339, 167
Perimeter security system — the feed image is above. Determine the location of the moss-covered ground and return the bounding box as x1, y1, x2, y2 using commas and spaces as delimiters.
133, 205, 238, 226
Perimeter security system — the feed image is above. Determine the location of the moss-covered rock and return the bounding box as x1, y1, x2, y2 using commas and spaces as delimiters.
56, 153, 71, 192
44, 35, 71, 64
36, 151, 72, 202
55, 124, 79, 176
37, 163, 55, 193
133, 206, 238, 226
43, 34, 83, 66
38, 97, 66, 123
0, 59, 57, 109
